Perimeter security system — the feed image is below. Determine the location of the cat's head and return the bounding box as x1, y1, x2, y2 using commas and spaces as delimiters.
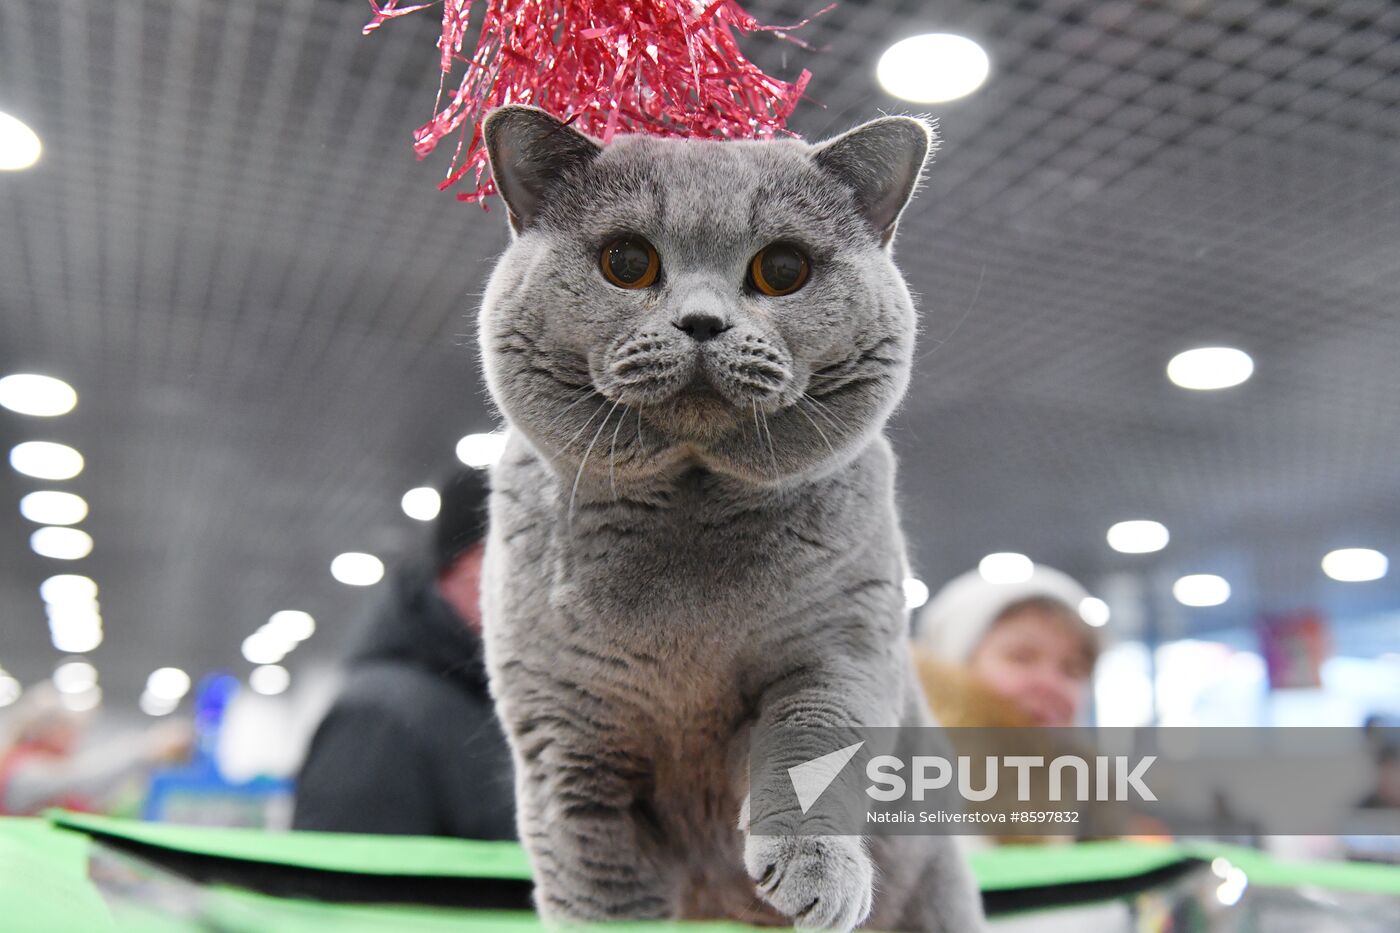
478, 106, 932, 486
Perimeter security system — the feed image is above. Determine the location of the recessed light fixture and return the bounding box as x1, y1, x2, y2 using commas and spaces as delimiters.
401, 486, 442, 522
1321, 548, 1388, 583
50, 616, 103, 653
249, 664, 291, 696
0, 675, 21, 708
53, 660, 98, 694
46, 601, 102, 627
30, 526, 94, 560
146, 667, 191, 701
331, 551, 384, 586
0, 374, 75, 415
1172, 574, 1231, 607
1166, 347, 1253, 391
1079, 596, 1111, 627
0, 111, 42, 171
456, 432, 507, 468
61, 686, 102, 712
140, 691, 178, 716
978, 552, 1034, 584
1106, 520, 1170, 554
876, 33, 990, 103
903, 577, 930, 611
40, 574, 98, 604
9, 441, 84, 480
264, 610, 315, 643
241, 631, 290, 665
19, 490, 89, 526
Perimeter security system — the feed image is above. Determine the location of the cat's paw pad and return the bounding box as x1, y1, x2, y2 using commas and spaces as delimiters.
744, 834, 873, 931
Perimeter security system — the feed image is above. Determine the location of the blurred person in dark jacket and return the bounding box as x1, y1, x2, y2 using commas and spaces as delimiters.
293, 468, 514, 839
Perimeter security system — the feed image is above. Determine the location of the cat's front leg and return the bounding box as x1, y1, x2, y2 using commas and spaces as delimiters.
741, 671, 889, 931
510, 724, 672, 924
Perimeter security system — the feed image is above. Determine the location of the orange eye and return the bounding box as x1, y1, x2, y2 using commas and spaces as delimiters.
749, 243, 810, 296
600, 236, 660, 289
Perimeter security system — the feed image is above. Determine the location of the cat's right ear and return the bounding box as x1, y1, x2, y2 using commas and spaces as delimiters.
483, 106, 602, 234
811, 116, 935, 247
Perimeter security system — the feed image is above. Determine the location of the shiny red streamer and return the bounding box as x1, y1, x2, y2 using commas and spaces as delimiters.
363, 0, 825, 203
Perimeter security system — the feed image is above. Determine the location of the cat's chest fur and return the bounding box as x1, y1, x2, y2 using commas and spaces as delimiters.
484, 429, 902, 694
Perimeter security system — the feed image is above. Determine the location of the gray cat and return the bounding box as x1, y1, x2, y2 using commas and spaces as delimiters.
475, 105, 985, 932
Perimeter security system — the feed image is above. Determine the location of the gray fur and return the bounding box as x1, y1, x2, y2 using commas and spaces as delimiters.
476, 106, 985, 932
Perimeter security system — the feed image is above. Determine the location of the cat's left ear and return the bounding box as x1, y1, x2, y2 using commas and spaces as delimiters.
812, 116, 935, 246
484, 106, 602, 234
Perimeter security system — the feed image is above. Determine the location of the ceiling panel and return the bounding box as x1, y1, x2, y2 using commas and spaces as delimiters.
2, 0, 1398, 709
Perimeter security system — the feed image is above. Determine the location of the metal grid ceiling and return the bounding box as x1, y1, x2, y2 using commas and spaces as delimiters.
2, 0, 1399, 707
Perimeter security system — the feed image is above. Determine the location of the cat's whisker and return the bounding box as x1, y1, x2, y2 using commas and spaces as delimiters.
543, 386, 601, 437
563, 399, 610, 454
794, 398, 837, 459
569, 399, 620, 522
759, 406, 780, 480
608, 402, 627, 500
750, 400, 768, 480
802, 392, 852, 436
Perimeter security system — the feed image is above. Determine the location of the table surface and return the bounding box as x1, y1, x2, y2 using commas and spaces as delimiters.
3, 812, 1397, 932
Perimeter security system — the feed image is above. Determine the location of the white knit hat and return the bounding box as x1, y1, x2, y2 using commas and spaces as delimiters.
915, 564, 1094, 664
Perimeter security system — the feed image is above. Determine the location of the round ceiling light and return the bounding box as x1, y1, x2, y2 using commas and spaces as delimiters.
146, 667, 192, 701
264, 610, 315, 642
330, 551, 384, 586
1166, 347, 1253, 391
903, 577, 930, 611
0, 373, 76, 415
140, 691, 179, 716
53, 660, 98, 694
1321, 548, 1387, 583
0, 111, 42, 171
1079, 596, 1111, 627
1172, 574, 1231, 608
19, 490, 89, 526
0, 675, 21, 708
978, 552, 1034, 585
876, 33, 990, 103
51, 619, 103, 654
9, 441, 84, 480
242, 632, 289, 665
456, 432, 507, 469
1106, 519, 1169, 554
249, 664, 291, 696
39, 574, 98, 604
31, 526, 93, 560
401, 486, 441, 521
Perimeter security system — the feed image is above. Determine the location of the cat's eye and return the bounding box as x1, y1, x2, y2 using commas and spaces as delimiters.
600, 236, 660, 289
748, 243, 810, 296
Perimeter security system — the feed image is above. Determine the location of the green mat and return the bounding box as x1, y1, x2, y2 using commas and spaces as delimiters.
52, 810, 533, 880
2, 811, 1395, 932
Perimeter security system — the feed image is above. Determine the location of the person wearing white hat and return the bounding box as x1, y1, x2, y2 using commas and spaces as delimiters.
914, 565, 1102, 728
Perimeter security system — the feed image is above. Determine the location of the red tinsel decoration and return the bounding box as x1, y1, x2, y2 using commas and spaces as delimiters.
363, 0, 824, 203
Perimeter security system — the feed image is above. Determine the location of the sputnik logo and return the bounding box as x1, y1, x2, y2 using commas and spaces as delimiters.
788, 741, 865, 814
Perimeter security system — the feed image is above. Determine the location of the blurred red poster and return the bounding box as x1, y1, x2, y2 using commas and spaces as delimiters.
1260, 611, 1330, 690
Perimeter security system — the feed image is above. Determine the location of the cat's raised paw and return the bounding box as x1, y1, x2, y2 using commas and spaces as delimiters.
744, 834, 874, 931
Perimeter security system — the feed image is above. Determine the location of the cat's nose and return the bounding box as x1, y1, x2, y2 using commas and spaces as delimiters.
674, 313, 730, 343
